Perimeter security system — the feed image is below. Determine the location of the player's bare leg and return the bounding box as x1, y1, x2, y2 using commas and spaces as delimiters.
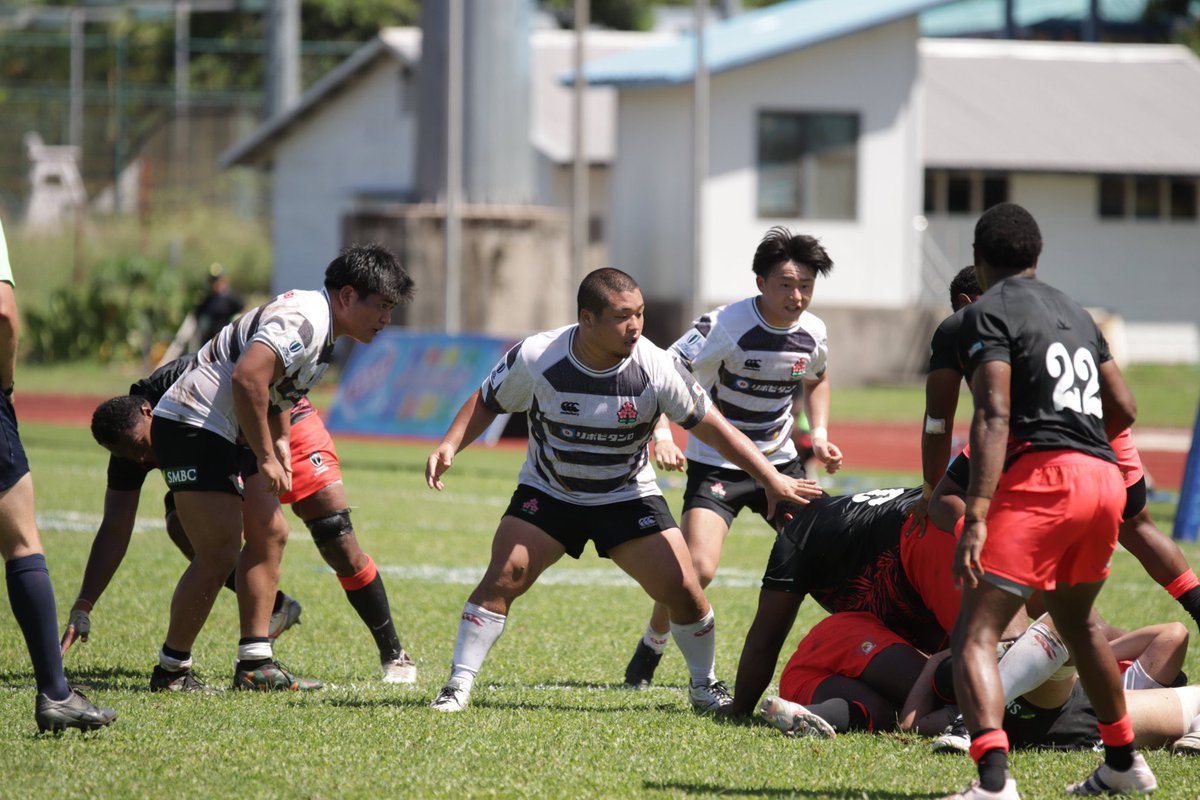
631, 508, 728, 688
432, 516, 565, 711
611, 529, 730, 711
1120, 507, 1200, 629
293, 483, 415, 683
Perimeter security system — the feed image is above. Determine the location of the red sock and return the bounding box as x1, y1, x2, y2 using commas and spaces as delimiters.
338, 556, 378, 591
1164, 570, 1200, 599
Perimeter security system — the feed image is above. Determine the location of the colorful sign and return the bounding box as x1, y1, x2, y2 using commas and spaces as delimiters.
326, 330, 513, 438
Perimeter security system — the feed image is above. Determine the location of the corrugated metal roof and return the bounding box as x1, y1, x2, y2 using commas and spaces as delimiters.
921, 39, 1200, 173
920, 0, 1151, 38
578, 0, 960, 87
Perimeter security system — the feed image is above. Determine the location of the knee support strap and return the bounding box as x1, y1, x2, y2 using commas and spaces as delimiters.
306, 509, 353, 544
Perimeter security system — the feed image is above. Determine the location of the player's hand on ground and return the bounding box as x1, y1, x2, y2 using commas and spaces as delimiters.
953, 519, 987, 589
260, 455, 292, 495
652, 438, 686, 471
60, 606, 91, 655
426, 443, 456, 490
813, 439, 843, 474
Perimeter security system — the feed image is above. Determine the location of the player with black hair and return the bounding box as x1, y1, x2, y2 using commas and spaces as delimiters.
66, 362, 417, 684
623, 227, 843, 689
425, 267, 822, 713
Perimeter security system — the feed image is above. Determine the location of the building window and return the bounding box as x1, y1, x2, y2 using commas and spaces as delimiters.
1135, 175, 1160, 219
1099, 174, 1199, 221
1170, 177, 1197, 220
1098, 175, 1126, 218
946, 172, 972, 214
923, 170, 1010, 216
757, 111, 858, 220
982, 174, 1008, 209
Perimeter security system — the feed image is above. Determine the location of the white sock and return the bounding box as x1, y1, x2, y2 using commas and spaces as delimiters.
1000, 620, 1070, 703
448, 602, 506, 691
1170, 686, 1200, 730
237, 640, 273, 663
159, 648, 193, 672
643, 623, 671, 654
671, 609, 717, 686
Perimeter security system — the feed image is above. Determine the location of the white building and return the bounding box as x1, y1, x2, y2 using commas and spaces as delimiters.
219, 27, 670, 295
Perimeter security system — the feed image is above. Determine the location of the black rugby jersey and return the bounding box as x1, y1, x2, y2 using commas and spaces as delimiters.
107, 358, 315, 491
106, 357, 194, 491
768, 487, 948, 652
958, 276, 1115, 465
928, 307, 966, 375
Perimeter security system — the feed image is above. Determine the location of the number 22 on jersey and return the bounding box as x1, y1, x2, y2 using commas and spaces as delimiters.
1045, 342, 1102, 418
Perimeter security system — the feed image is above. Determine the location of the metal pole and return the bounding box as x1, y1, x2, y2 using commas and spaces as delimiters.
1083, 0, 1101, 42
445, 0, 463, 333
114, 31, 127, 213
571, 0, 589, 289
1003, 0, 1016, 39
69, 9, 84, 149
175, 1, 190, 188
691, 0, 708, 322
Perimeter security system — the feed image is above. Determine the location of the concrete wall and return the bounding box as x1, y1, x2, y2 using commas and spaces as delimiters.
270, 61, 417, 294
608, 17, 924, 320
924, 171, 1200, 325
343, 203, 572, 336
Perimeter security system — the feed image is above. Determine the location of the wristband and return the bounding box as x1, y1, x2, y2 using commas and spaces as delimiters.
74, 597, 95, 612
921, 482, 934, 500
810, 426, 828, 442
653, 429, 673, 444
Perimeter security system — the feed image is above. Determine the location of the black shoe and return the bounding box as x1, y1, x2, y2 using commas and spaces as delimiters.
150, 665, 218, 693
35, 689, 117, 733
624, 640, 663, 689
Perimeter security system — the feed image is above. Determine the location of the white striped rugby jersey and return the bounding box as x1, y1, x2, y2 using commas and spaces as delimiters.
672, 297, 828, 469
154, 289, 335, 443
481, 324, 710, 505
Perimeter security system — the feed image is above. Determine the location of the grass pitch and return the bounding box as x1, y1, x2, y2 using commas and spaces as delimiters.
1, 422, 1198, 799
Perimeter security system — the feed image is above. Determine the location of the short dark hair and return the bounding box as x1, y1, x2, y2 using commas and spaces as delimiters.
91, 395, 147, 449
973, 203, 1042, 271
751, 227, 834, 279
324, 243, 415, 305
578, 268, 640, 316
949, 265, 981, 310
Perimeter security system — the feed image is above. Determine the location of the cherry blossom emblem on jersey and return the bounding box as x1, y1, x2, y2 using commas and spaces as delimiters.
616, 401, 638, 425
791, 357, 808, 377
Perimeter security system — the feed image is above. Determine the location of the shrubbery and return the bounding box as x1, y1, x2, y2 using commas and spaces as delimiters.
23, 255, 202, 363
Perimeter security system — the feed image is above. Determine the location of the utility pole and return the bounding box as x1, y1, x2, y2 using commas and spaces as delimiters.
444, 0, 464, 334
690, 0, 708, 323
571, 0, 589, 289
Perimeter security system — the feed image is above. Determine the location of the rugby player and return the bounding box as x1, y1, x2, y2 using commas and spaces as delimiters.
946, 203, 1154, 798
424, 268, 823, 713
623, 227, 843, 689
924, 271, 1200, 633
65, 368, 417, 684
147, 244, 412, 692
0, 218, 115, 732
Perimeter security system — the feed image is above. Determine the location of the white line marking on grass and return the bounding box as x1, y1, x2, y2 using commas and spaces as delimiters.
376, 563, 764, 589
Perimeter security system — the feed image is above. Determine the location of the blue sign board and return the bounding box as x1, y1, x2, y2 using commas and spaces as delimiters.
326, 330, 513, 438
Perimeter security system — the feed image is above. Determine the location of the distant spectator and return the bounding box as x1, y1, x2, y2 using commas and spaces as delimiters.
193, 265, 244, 346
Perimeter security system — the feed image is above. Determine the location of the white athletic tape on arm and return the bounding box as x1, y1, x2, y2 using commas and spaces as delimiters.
924, 416, 947, 435
811, 426, 828, 442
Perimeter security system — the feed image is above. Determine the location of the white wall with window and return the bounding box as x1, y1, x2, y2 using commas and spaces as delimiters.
923, 171, 1200, 327
607, 17, 924, 312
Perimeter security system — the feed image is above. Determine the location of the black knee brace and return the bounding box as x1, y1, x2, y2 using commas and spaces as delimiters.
306, 509, 354, 544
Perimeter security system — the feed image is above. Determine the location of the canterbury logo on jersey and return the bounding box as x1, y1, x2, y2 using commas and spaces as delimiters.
743, 358, 761, 370
560, 401, 580, 415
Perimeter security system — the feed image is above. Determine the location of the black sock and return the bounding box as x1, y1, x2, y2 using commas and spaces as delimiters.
1178, 586, 1200, 630
272, 591, 285, 614
223, 570, 237, 593
802, 698, 870, 733
236, 636, 273, 672
6, 555, 71, 700
1104, 742, 1135, 772
977, 745, 1009, 792
344, 572, 402, 661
